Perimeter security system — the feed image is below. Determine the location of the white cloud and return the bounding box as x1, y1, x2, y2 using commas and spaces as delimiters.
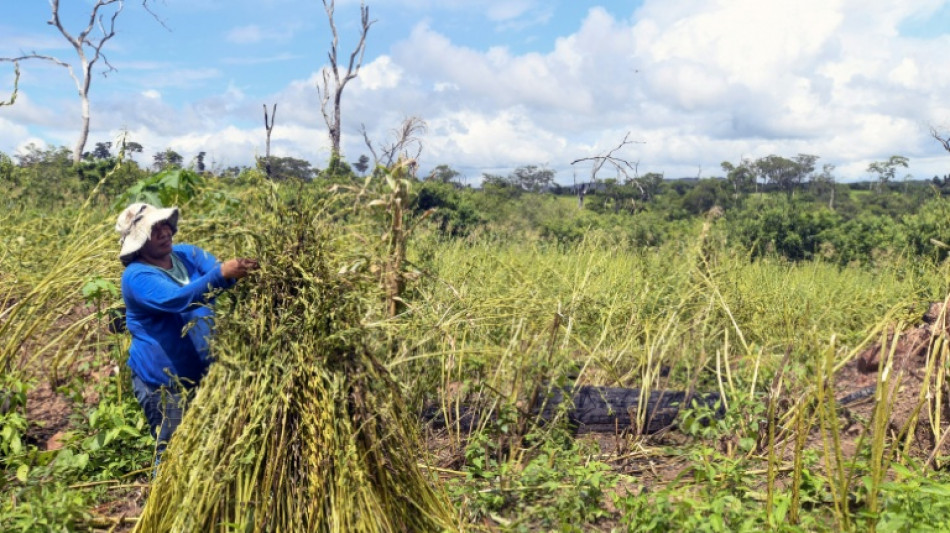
426, 108, 567, 168
137, 68, 222, 89
226, 25, 266, 44
355, 56, 403, 90
5, 1, 950, 182
485, 0, 536, 22
15, 137, 52, 155
223, 23, 301, 45
0, 119, 30, 144
264, 3, 950, 179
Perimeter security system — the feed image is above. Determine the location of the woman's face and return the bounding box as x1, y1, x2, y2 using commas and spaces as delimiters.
140, 221, 174, 261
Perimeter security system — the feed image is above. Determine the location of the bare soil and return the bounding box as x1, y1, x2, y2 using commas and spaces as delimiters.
834, 301, 950, 460
16, 304, 148, 532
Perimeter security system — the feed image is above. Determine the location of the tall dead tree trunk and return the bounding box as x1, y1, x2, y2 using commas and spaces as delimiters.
317, 0, 374, 161
263, 103, 277, 177
1, 0, 125, 164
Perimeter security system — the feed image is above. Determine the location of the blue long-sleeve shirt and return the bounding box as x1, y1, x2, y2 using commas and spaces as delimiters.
121, 244, 235, 388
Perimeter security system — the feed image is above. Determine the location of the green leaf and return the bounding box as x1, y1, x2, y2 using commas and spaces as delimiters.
739, 437, 756, 452
15, 463, 29, 482
919, 484, 950, 497
83, 432, 105, 452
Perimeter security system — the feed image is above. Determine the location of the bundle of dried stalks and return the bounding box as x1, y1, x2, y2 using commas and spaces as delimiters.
134, 187, 456, 532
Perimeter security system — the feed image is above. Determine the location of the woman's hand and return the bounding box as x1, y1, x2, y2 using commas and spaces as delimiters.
221, 258, 259, 280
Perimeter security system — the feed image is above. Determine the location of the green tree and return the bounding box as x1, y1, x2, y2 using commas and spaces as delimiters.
9, 144, 86, 203
721, 160, 755, 202
260, 156, 317, 181
15, 143, 70, 168
353, 154, 371, 176
679, 178, 732, 215
586, 179, 642, 214
867, 155, 909, 191
754, 154, 803, 200
88, 141, 112, 160
0, 151, 14, 182
794, 154, 819, 186
482, 173, 521, 198
811, 163, 837, 209
122, 140, 143, 162
638, 172, 665, 202
426, 164, 461, 184
511, 165, 555, 193
195, 151, 207, 173
153, 149, 183, 171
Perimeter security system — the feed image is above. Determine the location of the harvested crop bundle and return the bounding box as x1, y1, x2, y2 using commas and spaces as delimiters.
134, 192, 456, 532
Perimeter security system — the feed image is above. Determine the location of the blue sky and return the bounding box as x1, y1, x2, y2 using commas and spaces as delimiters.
2, 0, 949, 183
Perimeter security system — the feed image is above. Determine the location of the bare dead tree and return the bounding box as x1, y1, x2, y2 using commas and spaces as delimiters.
0, 62, 19, 107
263, 103, 277, 177
317, 0, 374, 159
570, 132, 645, 207
0, 0, 127, 164
360, 117, 427, 172
932, 126, 950, 154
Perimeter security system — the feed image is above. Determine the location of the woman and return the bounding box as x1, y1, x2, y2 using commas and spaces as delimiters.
115, 203, 256, 463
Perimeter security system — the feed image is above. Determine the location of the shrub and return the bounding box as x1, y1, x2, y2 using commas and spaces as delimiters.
726, 201, 839, 261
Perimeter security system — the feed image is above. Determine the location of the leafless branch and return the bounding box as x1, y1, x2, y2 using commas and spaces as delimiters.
0, 53, 76, 85
570, 131, 644, 183
360, 123, 380, 164
932, 126, 950, 154
141, 0, 171, 31
361, 117, 427, 169
381, 117, 426, 167
0, 62, 19, 107
318, 68, 333, 137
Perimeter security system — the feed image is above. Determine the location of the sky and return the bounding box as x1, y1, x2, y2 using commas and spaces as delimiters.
1, 0, 949, 184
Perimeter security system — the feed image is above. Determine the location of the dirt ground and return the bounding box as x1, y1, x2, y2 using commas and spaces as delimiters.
18, 304, 147, 532
834, 301, 950, 461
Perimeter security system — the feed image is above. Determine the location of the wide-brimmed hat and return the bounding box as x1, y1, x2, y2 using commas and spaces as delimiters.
116, 203, 179, 265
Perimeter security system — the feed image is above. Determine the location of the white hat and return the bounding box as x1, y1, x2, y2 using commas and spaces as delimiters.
116, 203, 179, 265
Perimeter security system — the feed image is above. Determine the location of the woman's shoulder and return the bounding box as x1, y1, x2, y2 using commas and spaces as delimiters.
172, 243, 216, 267
121, 260, 159, 288
172, 243, 204, 254
172, 243, 208, 259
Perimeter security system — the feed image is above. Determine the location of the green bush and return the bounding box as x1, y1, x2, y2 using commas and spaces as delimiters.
901, 196, 950, 261
817, 213, 902, 266
412, 182, 484, 237
726, 201, 840, 261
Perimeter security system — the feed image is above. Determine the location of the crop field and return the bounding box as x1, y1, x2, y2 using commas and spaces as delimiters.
5, 166, 950, 532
